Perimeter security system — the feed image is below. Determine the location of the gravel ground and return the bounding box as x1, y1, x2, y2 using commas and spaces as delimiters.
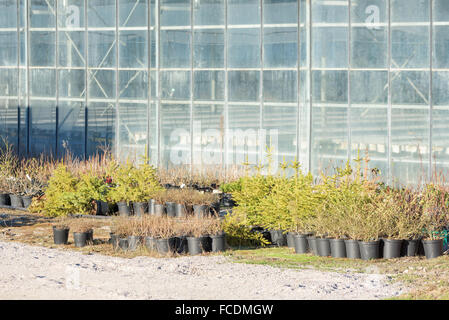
0, 241, 406, 300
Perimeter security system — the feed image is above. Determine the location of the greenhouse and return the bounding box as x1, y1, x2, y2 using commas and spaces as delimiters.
0, 0, 448, 185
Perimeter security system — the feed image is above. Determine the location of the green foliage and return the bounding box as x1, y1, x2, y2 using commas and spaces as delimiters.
76, 171, 109, 203
420, 184, 449, 240
220, 179, 242, 193
107, 157, 163, 204
132, 157, 163, 202
222, 213, 270, 248
42, 164, 91, 217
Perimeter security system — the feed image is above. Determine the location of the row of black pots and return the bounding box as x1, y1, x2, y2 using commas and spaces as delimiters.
291, 233, 444, 260
0, 193, 33, 209
117, 200, 220, 218
110, 232, 226, 255
53, 227, 93, 248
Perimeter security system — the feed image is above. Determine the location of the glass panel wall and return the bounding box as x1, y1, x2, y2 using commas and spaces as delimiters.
0, 0, 448, 186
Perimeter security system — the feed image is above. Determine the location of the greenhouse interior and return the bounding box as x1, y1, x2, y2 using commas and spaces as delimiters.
0, 0, 449, 185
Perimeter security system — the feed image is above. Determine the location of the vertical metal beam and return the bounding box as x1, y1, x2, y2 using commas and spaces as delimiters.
115, 0, 120, 159
55, 0, 59, 157
387, 0, 392, 184
147, 0, 151, 160
296, 0, 301, 169
308, 0, 313, 173
224, 0, 229, 176
190, 0, 194, 172
84, 0, 89, 159
259, 0, 264, 166
156, 0, 161, 168
26, 0, 30, 156
16, 0, 21, 153
347, 0, 352, 164
429, 0, 433, 181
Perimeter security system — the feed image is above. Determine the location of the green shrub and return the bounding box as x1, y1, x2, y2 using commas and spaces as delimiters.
42, 164, 88, 216
222, 212, 270, 248
420, 184, 449, 240
107, 157, 163, 204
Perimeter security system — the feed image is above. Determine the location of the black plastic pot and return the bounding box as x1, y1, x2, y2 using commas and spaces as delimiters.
96, 200, 109, 215
293, 234, 308, 254
286, 232, 296, 248
270, 230, 287, 247
175, 203, 187, 217
187, 236, 211, 255
210, 234, 226, 252
128, 235, 141, 251
316, 238, 331, 257
154, 204, 166, 217
144, 236, 157, 251
73, 232, 89, 248
402, 239, 420, 257
53, 227, 69, 245
422, 239, 443, 259
165, 202, 177, 217
344, 239, 361, 259
118, 238, 129, 250
193, 205, 210, 218
117, 202, 132, 216
383, 239, 403, 259
21, 196, 33, 209
10, 194, 23, 208
110, 233, 119, 250
156, 238, 176, 255
86, 229, 93, 244
175, 236, 188, 254
148, 199, 155, 215
330, 238, 346, 258
0, 193, 10, 206
307, 235, 318, 255
133, 202, 148, 217
359, 240, 380, 260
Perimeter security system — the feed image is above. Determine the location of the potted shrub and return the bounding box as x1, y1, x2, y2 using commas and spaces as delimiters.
107, 162, 135, 216
190, 191, 219, 218
52, 218, 70, 245
0, 141, 16, 206
420, 184, 449, 259
205, 217, 225, 252
173, 218, 188, 254
17, 159, 46, 209
42, 164, 97, 217
376, 189, 402, 259
111, 216, 132, 251
378, 189, 423, 258
130, 160, 163, 217
319, 163, 376, 259
163, 189, 183, 218
6, 172, 23, 208
70, 219, 95, 248
153, 217, 176, 255
152, 190, 167, 217
186, 218, 212, 255
141, 216, 157, 251
288, 164, 325, 254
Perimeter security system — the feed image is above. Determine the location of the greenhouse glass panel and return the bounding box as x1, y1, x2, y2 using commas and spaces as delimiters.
57, 101, 85, 158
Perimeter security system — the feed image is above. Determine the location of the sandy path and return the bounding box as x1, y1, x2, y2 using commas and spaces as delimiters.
0, 241, 405, 300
